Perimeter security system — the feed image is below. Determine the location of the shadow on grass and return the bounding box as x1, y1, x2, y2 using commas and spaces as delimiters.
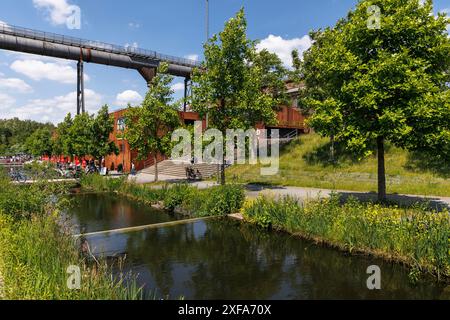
244, 183, 287, 192
243, 182, 450, 212
302, 140, 363, 167
404, 151, 450, 178
337, 191, 450, 212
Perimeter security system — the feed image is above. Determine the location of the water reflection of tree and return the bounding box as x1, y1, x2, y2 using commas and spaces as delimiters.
69, 194, 173, 233
123, 219, 446, 299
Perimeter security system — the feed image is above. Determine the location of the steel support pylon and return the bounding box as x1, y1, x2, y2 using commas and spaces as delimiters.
77, 60, 85, 114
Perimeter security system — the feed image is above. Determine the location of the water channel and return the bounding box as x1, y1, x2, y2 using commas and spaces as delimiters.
65, 193, 450, 300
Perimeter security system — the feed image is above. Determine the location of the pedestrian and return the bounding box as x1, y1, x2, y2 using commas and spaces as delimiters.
131, 162, 136, 176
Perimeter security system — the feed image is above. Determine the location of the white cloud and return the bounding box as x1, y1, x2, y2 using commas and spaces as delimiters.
0, 20, 12, 33
0, 76, 33, 93
1, 89, 102, 123
115, 90, 143, 107
125, 42, 139, 50
10, 59, 89, 84
184, 54, 199, 61
170, 82, 185, 92
256, 34, 312, 68
32, 0, 78, 26
128, 22, 141, 29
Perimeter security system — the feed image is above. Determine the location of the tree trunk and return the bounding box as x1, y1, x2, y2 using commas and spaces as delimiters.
154, 153, 158, 182
220, 154, 226, 185
219, 99, 226, 185
377, 136, 387, 202
330, 135, 335, 163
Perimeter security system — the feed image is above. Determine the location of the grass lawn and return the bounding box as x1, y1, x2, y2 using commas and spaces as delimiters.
226, 133, 450, 197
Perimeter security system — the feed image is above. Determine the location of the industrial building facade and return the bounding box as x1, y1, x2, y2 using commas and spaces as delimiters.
105, 82, 308, 173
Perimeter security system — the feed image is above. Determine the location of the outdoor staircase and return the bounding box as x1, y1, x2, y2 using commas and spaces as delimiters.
140, 160, 218, 179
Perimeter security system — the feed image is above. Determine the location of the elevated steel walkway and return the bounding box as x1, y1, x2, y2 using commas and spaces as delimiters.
0, 23, 200, 113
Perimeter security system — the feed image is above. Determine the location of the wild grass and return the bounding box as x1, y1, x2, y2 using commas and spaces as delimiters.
242, 195, 450, 282
0, 173, 144, 300
226, 133, 450, 197
0, 214, 144, 300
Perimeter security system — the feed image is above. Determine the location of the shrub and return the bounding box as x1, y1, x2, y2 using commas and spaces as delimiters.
0, 174, 69, 220
196, 184, 245, 217
163, 184, 194, 212
80, 174, 127, 193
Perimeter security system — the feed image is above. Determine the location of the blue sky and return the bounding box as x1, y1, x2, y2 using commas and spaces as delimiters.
0, 0, 449, 124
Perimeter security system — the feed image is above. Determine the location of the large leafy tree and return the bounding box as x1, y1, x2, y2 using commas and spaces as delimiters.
90, 105, 119, 162
24, 127, 54, 157
253, 49, 289, 105
53, 107, 118, 162
68, 112, 94, 159
300, 0, 450, 201
53, 114, 74, 159
0, 118, 54, 155
124, 63, 181, 181
190, 8, 282, 184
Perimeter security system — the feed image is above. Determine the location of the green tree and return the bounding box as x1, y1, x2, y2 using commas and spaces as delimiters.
0, 118, 54, 155
300, 0, 450, 201
24, 127, 54, 157
290, 49, 302, 81
124, 63, 181, 181
90, 105, 119, 163
69, 112, 94, 159
53, 114, 74, 159
253, 49, 289, 105
190, 8, 281, 184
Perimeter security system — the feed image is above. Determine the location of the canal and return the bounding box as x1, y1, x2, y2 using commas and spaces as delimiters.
66, 193, 449, 300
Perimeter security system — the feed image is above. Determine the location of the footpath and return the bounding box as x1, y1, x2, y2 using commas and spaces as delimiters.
130, 172, 450, 212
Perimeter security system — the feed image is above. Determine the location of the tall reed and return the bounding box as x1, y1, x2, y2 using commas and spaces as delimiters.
0, 173, 144, 300
242, 195, 450, 281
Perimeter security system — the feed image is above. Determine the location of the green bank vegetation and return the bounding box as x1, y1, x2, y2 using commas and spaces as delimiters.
0, 174, 143, 300
242, 195, 450, 282
80, 175, 245, 217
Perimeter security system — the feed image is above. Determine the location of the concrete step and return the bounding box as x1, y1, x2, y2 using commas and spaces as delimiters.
140, 160, 219, 179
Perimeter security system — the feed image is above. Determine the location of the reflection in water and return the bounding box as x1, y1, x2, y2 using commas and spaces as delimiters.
67, 194, 450, 300
65, 193, 178, 234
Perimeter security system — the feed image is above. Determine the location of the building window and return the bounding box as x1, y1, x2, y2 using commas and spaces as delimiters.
117, 117, 126, 131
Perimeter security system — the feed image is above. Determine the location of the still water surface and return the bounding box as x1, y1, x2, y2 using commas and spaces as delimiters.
66, 193, 449, 300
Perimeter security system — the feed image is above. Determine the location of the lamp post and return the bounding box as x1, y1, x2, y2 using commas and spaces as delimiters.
206, 0, 209, 42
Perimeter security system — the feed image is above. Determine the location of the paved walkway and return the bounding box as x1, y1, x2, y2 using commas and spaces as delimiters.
13, 178, 77, 184
129, 173, 218, 188
131, 172, 450, 211
244, 184, 450, 211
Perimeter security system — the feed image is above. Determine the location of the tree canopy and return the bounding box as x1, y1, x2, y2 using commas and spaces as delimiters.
52, 106, 118, 160
190, 8, 285, 184
0, 118, 54, 155
300, 0, 450, 201
25, 127, 54, 157
124, 63, 181, 181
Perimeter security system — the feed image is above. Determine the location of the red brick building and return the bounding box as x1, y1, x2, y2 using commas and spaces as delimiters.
105, 83, 308, 173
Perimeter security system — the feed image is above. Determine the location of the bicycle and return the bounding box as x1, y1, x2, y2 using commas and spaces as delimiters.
9, 170, 27, 183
